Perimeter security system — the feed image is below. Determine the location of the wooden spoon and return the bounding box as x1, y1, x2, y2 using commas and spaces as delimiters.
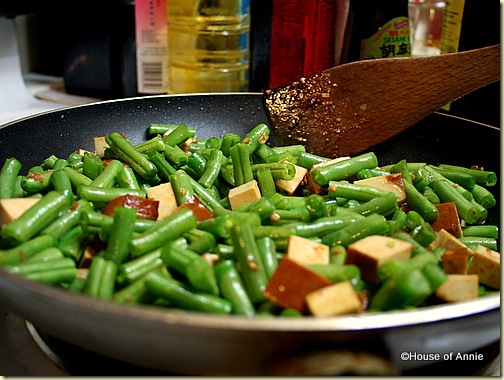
263, 44, 500, 158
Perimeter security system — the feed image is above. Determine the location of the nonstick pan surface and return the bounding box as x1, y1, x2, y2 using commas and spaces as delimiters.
0, 93, 500, 375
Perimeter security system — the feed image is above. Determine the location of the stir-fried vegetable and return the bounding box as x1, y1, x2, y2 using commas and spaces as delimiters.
0, 123, 500, 317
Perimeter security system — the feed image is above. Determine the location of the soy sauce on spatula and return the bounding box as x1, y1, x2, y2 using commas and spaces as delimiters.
264, 44, 500, 158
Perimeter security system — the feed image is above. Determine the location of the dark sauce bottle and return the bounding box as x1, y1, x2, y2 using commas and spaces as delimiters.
343, 0, 411, 63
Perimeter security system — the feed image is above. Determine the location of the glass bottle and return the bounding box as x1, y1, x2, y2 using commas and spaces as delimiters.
343, 0, 411, 62
166, 0, 251, 94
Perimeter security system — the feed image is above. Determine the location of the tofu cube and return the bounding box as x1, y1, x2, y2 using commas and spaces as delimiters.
287, 235, 330, 265
354, 173, 406, 203
93, 136, 109, 157
228, 180, 261, 210
306, 280, 362, 317
441, 247, 470, 275
0, 198, 40, 227
263, 256, 332, 313
467, 245, 500, 290
435, 274, 479, 302
428, 228, 470, 252
430, 202, 463, 237
346, 235, 412, 283
147, 182, 178, 220
275, 164, 308, 195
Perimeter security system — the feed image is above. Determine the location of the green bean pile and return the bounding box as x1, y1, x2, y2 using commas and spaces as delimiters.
0, 123, 499, 317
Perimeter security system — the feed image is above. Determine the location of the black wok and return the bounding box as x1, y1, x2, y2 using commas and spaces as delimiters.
0, 93, 500, 375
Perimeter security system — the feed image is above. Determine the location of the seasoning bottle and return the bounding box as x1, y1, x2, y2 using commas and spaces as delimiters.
438, 0, 500, 126
343, 0, 411, 62
166, 0, 251, 94
267, 0, 349, 89
408, 0, 445, 57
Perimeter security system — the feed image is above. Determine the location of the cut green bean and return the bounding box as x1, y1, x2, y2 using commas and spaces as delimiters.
0, 157, 22, 199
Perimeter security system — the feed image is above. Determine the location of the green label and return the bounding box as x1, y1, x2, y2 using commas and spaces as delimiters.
360, 16, 411, 60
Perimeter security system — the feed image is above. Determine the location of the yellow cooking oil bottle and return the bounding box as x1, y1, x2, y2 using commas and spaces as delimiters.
166, 0, 251, 93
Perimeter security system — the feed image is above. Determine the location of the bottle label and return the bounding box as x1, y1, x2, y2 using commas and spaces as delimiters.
360, 16, 411, 60
440, 0, 465, 54
135, 0, 169, 94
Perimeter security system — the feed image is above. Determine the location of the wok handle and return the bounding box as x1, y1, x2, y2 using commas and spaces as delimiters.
268, 349, 399, 376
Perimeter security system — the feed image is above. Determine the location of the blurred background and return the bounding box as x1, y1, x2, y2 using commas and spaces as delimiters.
0, 0, 501, 126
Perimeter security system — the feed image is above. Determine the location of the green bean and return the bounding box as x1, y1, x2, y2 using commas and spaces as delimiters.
403, 179, 438, 222
252, 162, 296, 181
63, 166, 93, 188
0, 191, 72, 247
103, 206, 137, 264
0, 157, 22, 198
77, 186, 146, 205
304, 194, 327, 219
82, 152, 103, 180
390, 159, 412, 183
6, 257, 75, 276
370, 269, 432, 311
297, 151, 328, 168
130, 207, 197, 256
50, 169, 73, 196
117, 167, 141, 190
255, 167, 277, 198
0, 235, 56, 265
229, 143, 254, 186
40, 155, 59, 170
321, 213, 389, 247
356, 168, 389, 179
189, 177, 225, 212
430, 166, 476, 190
230, 223, 268, 303
112, 275, 158, 304
83, 255, 118, 299
117, 248, 163, 284
146, 150, 177, 182
462, 225, 499, 239
438, 164, 497, 187
310, 152, 379, 186
58, 225, 93, 262
198, 149, 223, 188
24, 266, 76, 285
393, 231, 431, 257
144, 271, 232, 314
242, 123, 270, 154
471, 184, 496, 209
458, 237, 497, 250
429, 180, 484, 224
186, 151, 207, 177
134, 135, 165, 154
105, 132, 158, 180
21, 170, 53, 193
26, 246, 65, 263
293, 214, 360, 238
256, 237, 278, 279
162, 124, 192, 146
214, 260, 256, 316
220, 132, 241, 157
169, 170, 194, 205
351, 192, 398, 217
161, 241, 219, 295
90, 159, 124, 188
308, 264, 361, 284
164, 144, 188, 168
253, 144, 279, 163
197, 213, 239, 239
184, 228, 217, 254
421, 262, 447, 291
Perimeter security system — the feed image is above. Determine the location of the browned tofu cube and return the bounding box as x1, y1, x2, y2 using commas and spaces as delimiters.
435, 274, 479, 302
346, 235, 412, 284
306, 280, 362, 317
430, 202, 463, 237
263, 257, 332, 314
467, 245, 500, 290
287, 235, 330, 265
441, 247, 470, 274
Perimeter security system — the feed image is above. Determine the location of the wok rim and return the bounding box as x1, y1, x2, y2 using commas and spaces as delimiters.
0, 92, 500, 334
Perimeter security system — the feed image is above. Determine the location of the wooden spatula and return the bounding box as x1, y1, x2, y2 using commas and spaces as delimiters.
263, 44, 500, 158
